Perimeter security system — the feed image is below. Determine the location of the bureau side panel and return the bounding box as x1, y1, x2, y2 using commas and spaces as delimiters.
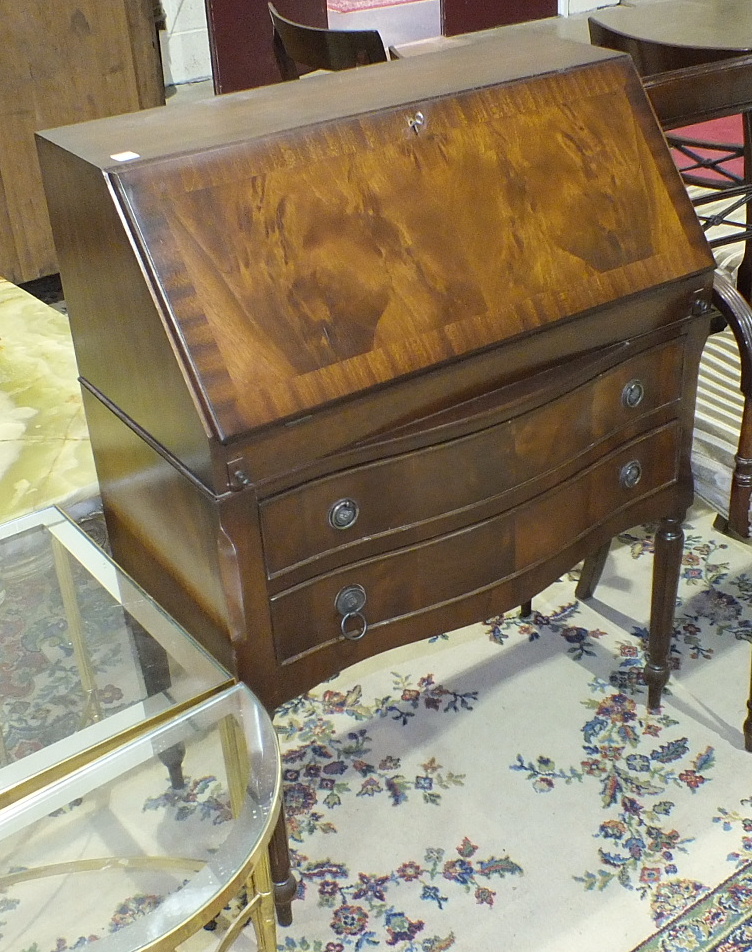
81, 389, 235, 673
36, 137, 214, 486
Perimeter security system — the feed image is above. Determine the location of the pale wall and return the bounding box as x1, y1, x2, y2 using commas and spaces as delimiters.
562, 0, 618, 14
159, 0, 213, 86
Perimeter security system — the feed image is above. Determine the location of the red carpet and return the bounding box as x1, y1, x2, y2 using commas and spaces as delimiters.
671, 114, 744, 185
327, 0, 423, 13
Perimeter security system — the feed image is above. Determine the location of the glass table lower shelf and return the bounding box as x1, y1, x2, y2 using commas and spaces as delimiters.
0, 507, 282, 951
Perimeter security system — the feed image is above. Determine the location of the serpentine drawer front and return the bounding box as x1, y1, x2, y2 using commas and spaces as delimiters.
269, 422, 681, 664
260, 338, 684, 582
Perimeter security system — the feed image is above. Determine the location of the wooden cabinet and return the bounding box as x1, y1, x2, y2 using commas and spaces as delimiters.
1, 0, 164, 284
37, 34, 715, 716
441, 0, 557, 38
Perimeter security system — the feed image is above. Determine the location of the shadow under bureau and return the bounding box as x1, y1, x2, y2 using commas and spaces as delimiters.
37, 32, 716, 922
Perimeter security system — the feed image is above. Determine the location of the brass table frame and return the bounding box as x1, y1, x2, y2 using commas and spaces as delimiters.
0, 508, 281, 951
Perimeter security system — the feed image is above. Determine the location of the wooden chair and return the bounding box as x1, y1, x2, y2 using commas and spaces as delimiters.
569, 29, 752, 747
581, 26, 752, 548
588, 20, 752, 306
268, 2, 388, 81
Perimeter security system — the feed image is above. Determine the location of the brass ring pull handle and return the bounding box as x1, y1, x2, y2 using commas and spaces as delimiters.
622, 379, 645, 409
335, 584, 368, 640
620, 459, 643, 490
329, 498, 360, 530
341, 611, 368, 641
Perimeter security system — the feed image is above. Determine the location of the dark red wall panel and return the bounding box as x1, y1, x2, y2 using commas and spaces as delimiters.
205, 0, 327, 93
442, 0, 557, 38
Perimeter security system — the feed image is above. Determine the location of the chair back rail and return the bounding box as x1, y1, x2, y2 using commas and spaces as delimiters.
640, 55, 752, 130
268, 2, 387, 80
589, 18, 752, 302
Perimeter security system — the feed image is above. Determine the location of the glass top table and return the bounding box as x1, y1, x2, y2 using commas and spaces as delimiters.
0, 507, 282, 951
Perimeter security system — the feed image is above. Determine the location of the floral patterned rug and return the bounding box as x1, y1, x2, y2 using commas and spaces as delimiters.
271, 501, 752, 952
4, 500, 752, 951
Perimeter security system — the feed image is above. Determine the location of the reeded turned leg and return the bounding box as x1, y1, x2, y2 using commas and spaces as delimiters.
644, 514, 685, 712
129, 617, 186, 788
269, 809, 297, 926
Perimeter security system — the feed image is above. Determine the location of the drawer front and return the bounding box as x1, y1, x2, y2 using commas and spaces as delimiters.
260, 340, 683, 577
270, 422, 681, 664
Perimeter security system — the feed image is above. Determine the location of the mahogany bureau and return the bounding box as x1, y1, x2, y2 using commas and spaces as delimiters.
37, 33, 716, 920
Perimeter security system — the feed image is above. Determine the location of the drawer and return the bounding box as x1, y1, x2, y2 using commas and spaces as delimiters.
260, 339, 684, 578
270, 422, 681, 664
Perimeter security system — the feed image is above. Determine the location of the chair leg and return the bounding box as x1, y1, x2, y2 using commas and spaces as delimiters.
727, 395, 752, 539
519, 600, 533, 618
575, 541, 611, 601
729, 114, 752, 537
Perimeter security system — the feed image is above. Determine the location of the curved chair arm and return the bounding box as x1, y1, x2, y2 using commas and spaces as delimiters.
711, 268, 752, 538
713, 268, 752, 392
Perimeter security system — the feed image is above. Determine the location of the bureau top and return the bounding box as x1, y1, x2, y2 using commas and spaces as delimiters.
39, 34, 618, 168
38, 34, 713, 449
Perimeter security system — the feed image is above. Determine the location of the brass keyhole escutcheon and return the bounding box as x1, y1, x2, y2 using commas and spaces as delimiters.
407, 111, 425, 135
